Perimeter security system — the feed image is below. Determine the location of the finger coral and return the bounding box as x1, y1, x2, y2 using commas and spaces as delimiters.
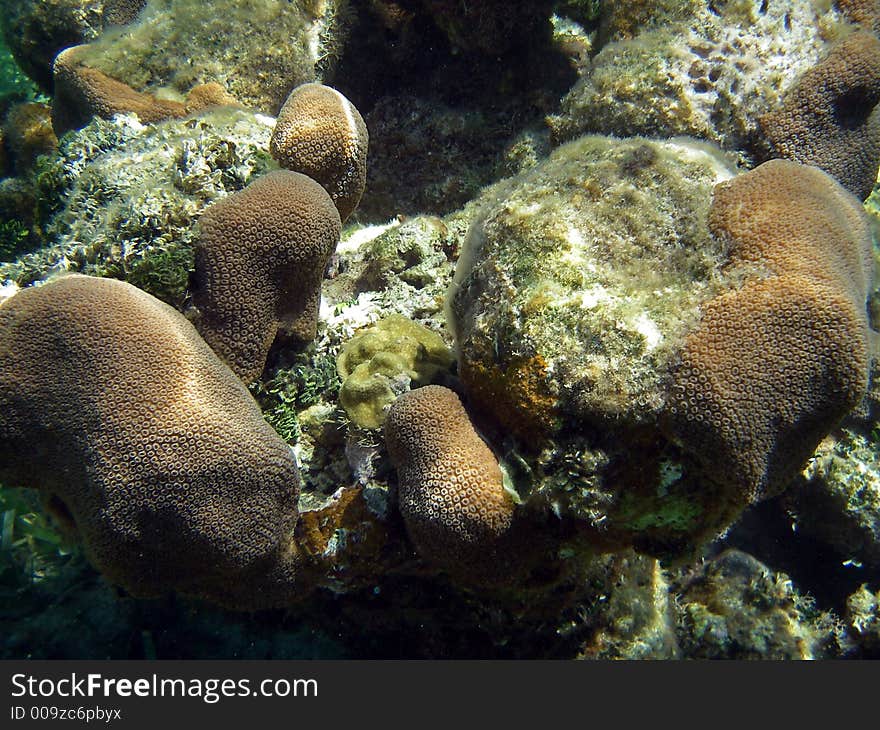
759, 30, 880, 200
666, 159, 874, 505
0, 275, 305, 609
384, 385, 516, 583
191, 170, 342, 383
270, 82, 368, 222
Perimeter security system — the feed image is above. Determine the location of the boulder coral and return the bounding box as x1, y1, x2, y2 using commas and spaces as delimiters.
549, 0, 844, 155
336, 314, 453, 430
666, 159, 874, 506
52, 0, 350, 114
759, 30, 880, 200
270, 82, 368, 223
837, 0, 880, 33
191, 170, 342, 383
384, 385, 517, 583
51, 45, 237, 135
0, 275, 306, 609
2, 101, 57, 173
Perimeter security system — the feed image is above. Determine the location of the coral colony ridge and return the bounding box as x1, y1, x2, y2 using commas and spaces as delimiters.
1, 0, 880, 660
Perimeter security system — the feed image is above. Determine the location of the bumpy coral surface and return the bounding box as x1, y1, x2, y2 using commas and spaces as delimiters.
759, 30, 880, 200
191, 170, 342, 383
550, 0, 844, 155
385, 385, 516, 582
449, 135, 735, 433
51, 45, 236, 135
270, 83, 368, 222
102, 0, 147, 26
667, 160, 874, 505
64, 0, 350, 114
0, 108, 275, 307
0, 275, 304, 609
837, 0, 880, 33
337, 314, 453, 430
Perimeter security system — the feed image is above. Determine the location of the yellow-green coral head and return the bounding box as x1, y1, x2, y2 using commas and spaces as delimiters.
336, 314, 453, 429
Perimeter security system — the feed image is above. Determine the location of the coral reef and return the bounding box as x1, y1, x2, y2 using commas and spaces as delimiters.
758, 30, 880, 200
0, 275, 305, 609
549, 0, 845, 156
385, 385, 517, 583
674, 550, 848, 659
2, 101, 56, 174
337, 314, 453, 430
270, 83, 368, 222
0, 0, 877, 660
667, 160, 874, 507
59, 0, 351, 114
0, 108, 275, 306
191, 170, 342, 383
52, 45, 237, 135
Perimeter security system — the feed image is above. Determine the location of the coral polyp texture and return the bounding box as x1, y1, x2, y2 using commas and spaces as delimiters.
336, 314, 453, 430
837, 0, 880, 33
51, 45, 234, 135
759, 30, 880, 201
45, 0, 351, 114
384, 385, 517, 583
191, 170, 342, 383
270, 83, 368, 222
0, 275, 304, 609
666, 159, 874, 506
102, 0, 148, 26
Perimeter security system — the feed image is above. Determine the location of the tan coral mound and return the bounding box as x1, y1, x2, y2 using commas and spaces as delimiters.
191, 170, 342, 383
52, 45, 237, 135
666, 160, 874, 505
759, 30, 880, 200
385, 385, 516, 582
837, 0, 880, 34
0, 275, 304, 609
103, 0, 148, 26
270, 83, 368, 222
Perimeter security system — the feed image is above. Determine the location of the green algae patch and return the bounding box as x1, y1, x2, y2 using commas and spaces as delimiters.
337, 314, 453, 430
615, 491, 703, 535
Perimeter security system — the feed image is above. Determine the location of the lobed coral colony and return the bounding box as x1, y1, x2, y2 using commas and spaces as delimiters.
2, 0, 880, 658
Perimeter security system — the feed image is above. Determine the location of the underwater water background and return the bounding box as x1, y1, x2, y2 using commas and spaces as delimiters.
0, 1, 879, 660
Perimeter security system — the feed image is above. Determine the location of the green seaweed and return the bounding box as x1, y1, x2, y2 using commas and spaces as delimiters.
0, 485, 75, 593
251, 354, 342, 444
